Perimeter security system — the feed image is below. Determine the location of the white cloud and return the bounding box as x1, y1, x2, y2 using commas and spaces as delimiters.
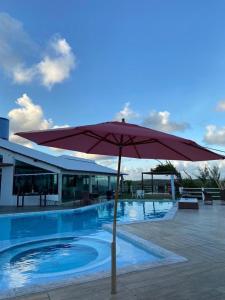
0, 13, 75, 89
13, 37, 75, 89
203, 125, 225, 145
13, 65, 36, 84
143, 110, 189, 133
8, 94, 68, 148
37, 38, 75, 88
172, 160, 207, 178
122, 166, 145, 180
172, 160, 225, 180
73, 152, 116, 164
0, 13, 37, 75
8, 94, 53, 146
114, 102, 139, 121
216, 100, 225, 112
114, 104, 189, 133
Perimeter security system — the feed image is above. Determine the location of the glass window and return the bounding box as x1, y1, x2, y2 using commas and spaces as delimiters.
62, 175, 90, 202
14, 160, 49, 174
62, 175, 77, 201
13, 174, 58, 195
61, 174, 117, 202
94, 176, 109, 195
110, 176, 117, 191
13, 160, 58, 195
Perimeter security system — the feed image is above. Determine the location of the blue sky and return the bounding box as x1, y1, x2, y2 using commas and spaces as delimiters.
1, 0, 225, 178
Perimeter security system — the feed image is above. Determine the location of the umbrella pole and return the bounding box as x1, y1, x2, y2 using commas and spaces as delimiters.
111, 146, 122, 295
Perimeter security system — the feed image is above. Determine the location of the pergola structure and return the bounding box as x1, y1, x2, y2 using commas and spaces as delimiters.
141, 171, 178, 200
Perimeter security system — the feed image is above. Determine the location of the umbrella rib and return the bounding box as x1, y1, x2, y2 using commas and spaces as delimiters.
40, 130, 118, 147
85, 132, 118, 146
111, 134, 120, 144
41, 130, 89, 145
128, 136, 141, 158
123, 135, 135, 145
124, 138, 158, 146
86, 133, 111, 153
156, 140, 193, 161
183, 141, 224, 158
133, 143, 141, 159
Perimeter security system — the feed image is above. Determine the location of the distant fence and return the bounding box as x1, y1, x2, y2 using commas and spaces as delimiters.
122, 183, 169, 194
122, 182, 223, 201
179, 187, 221, 200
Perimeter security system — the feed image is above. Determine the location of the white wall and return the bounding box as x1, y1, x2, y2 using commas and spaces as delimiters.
0, 153, 14, 205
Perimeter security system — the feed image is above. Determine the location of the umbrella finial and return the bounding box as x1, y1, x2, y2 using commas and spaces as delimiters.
122, 118, 125, 123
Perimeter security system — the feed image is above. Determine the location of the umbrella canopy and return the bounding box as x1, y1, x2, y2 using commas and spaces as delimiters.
16, 119, 225, 295
17, 120, 224, 161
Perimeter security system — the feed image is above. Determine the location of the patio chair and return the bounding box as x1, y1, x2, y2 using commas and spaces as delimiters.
136, 189, 145, 199
202, 191, 213, 205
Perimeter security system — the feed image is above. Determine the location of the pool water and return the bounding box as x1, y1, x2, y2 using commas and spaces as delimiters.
0, 200, 173, 241
0, 200, 174, 297
1, 237, 111, 276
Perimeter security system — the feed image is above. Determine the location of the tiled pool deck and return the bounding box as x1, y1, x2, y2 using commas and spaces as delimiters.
5, 202, 225, 300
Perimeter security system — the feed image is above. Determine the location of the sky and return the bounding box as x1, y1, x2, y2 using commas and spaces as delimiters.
1, 0, 225, 179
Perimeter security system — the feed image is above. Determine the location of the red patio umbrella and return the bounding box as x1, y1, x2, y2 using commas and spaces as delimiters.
16, 119, 224, 294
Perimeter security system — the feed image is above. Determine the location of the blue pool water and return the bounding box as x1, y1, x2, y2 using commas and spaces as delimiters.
0, 200, 173, 297
1, 237, 111, 276
0, 200, 172, 241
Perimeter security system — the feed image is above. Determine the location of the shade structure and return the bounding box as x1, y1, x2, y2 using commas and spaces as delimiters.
16, 119, 225, 294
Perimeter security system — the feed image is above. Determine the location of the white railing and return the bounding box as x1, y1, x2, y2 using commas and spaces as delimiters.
123, 184, 168, 194
179, 187, 221, 200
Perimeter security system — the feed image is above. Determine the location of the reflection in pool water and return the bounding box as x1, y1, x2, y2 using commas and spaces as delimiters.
0, 200, 173, 241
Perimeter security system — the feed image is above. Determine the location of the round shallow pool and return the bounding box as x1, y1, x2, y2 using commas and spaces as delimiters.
0, 237, 111, 277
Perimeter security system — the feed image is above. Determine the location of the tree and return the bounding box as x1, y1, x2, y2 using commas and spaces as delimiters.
151, 161, 181, 178
208, 165, 221, 188
151, 161, 182, 191
181, 177, 199, 188
180, 169, 199, 187
196, 166, 210, 187
196, 165, 224, 188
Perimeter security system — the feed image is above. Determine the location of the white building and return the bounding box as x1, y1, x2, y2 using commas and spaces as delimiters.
0, 118, 117, 206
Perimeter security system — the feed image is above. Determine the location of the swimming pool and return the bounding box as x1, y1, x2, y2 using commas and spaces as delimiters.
0, 200, 183, 298
0, 200, 173, 241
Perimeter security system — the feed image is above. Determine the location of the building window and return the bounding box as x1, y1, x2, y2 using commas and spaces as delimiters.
13, 160, 58, 195
62, 175, 90, 202
14, 160, 49, 174
93, 176, 109, 195
62, 175, 77, 201
13, 174, 58, 195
